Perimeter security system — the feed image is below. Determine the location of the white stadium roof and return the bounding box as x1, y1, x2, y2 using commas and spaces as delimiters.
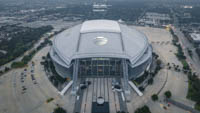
51, 20, 150, 67
80, 20, 121, 33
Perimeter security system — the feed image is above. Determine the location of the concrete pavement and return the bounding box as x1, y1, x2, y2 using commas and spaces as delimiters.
132, 26, 195, 113
167, 99, 200, 113
0, 46, 69, 113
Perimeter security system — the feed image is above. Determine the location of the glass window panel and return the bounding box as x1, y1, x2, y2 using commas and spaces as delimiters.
98, 66, 103, 76
104, 66, 109, 75
92, 66, 97, 75
78, 58, 122, 77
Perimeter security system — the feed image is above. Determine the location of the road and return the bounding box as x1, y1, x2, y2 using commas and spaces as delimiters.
173, 27, 200, 77
172, 12, 200, 77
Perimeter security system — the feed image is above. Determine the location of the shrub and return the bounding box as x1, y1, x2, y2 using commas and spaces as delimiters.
164, 91, 172, 98
181, 60, 190, 70
151, 94, 158, 101
135, 105, 151, 113
148, 78, 153, 85
139, 87, 145, 92
4, 67, 10, 72
187, 74, 200, 102
53, 107, 66, 113
11, 61, 26, 68
156, 59, 162, 66
46, 97, 54, 103
195, 102, 200, 111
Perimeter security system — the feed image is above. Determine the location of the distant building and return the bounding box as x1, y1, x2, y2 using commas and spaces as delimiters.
139, 12, 171, 27
93, 3, 108, 12
145, 12, 171, 21
183, 13, 191, 18
182, 5, 193, 9
190, 33, 200, 44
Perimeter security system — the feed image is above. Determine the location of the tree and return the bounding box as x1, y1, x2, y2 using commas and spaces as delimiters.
42, 56, 46, 60
156, 59, 162, 66
151, 94, 158, 101
4, 67, 10, 72
167, 63, 170, 66
0, 25, 53, 66
164, 91, 172, 98
135, 105, 151, 113
53, 107, 66, 113
11, 61, 25, 68
188, 49, 193, 57
148, 78, 153, 85
195, 101, 200, 111
139, 87, 145, 92
46, 98, 54, 103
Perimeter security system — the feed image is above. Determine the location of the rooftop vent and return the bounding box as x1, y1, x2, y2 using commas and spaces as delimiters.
94, 36, 108, 46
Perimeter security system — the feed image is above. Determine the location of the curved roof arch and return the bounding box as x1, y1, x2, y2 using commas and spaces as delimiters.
51, 20, 150, 67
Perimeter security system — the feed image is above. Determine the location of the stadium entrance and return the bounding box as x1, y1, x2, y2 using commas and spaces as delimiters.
78, 58, 123, 77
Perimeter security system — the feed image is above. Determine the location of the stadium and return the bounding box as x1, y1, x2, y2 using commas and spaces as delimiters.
50, 20, 152, 82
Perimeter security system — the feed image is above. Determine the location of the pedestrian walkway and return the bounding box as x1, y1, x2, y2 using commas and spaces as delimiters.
167, 99, 200, 113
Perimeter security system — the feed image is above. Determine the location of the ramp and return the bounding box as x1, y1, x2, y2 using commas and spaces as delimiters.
128, 81, 143, 96
59, 81, 73, 96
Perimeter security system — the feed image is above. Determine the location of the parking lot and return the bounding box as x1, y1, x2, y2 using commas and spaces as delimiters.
130, 26, 194, 113
0, 46, 68, 113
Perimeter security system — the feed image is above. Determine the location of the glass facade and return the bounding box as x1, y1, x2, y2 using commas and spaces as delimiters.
78, 58, 123, 77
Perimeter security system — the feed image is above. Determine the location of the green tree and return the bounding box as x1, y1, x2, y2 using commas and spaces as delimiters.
151, 94, 158, 101
195, 101, 200, 111
135, 105, 151, 113
4, 67, 10, 72
148, 78, 154, 85
11, 61, 25, 68
53, 107, 66, 113
156, 59, 162, 66
164, 91, 172, 98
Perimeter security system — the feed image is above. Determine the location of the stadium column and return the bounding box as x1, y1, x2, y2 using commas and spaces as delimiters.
91, 59, 93, 76
122, 59, 131, 101
103, 59, 105, 77
71, 59, 79, 95
97, 59, 99, 76
109, 59, 110, 76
